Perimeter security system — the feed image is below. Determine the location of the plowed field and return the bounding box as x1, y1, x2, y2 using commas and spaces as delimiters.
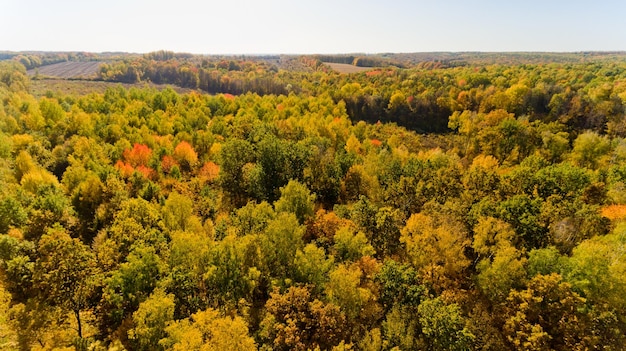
27, 61, 102, 78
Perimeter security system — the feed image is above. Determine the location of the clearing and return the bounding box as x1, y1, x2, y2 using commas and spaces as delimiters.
30, 79, 193, 97
324, 62, 373, 74
27, 61, 102, 79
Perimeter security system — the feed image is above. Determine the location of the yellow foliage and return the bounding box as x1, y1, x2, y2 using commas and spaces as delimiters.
601, 204, 626, 220
472, 216, 516, 257
7, 228, 23, 240
153, 134, 174, 149
0, 283, 17, 350
345, 134, 363, 155
208, 142, 222, 159
388, 91, 407, 110
14, 150, 36, 182
400, 212, 470, 289
20, 169, 59, 193
326, 264, 371, 320
470, 154, 499, 170
10, 134, 33, 152
9, 303, 77, 351
392, 145, 410, 163
173, 141, 198, 167
163, 308, 256, 351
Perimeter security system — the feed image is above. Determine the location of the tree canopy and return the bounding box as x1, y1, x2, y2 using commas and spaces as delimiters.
1, 52, 626, 350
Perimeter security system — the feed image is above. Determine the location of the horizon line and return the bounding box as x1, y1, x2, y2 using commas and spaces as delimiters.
2, 49, 626, 56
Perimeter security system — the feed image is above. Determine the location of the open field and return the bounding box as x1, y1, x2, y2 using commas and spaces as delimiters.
27, 61, 102, 79
324, 62, 374, 73
30, 79, 193, 97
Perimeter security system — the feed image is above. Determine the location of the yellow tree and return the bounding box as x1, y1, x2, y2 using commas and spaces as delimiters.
162, 308, 256, 351
503, 274, 590, 351
173, 141, 199, 172
128, 289, 175, 351
260, 286, 347, 351
34, 225, 99, 339
400, 212, 470, 290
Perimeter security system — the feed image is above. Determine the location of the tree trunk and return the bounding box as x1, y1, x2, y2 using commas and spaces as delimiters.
74, 309, 82, 339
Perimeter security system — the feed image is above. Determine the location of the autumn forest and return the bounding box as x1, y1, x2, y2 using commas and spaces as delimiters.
1, 51, 626, 350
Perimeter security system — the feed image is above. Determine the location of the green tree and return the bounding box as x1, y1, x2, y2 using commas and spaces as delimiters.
99, 245, 167, 337
417, 297, 475, 351
257, 135, 309, 202
325, 264, 372, 321
333, 225, 375, 262
34, 225, 99, 338
24, 184, 74, 242
562, 227, 626, 311
495, 195, 548, 250
527, 246, 564, 277
38, 98, 65, 125
376, 260, 427, 310
372, 206, 403, 257
204, 234, 260, 306
261, 212, 305, 281
167, 230, 211, 318
0, 234, 35, 303
294, 243, 334, 289
569, 131, 611, 169
382, 305, 418, 350
219, 139, 255, 207
94, 198, 166, 270
304, 142, 342, 207
476, 245, 527, 302
162, 191, 194, 232
274, 180, 316, 224
231, 200, 275, 236
0, 196, 27, 234
128, 289, 175, 351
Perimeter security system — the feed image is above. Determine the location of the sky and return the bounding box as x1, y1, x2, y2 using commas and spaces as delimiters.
1, 0, 625, 54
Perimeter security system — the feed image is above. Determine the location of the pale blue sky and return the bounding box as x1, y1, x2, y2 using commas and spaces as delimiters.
1, 0, 625, 54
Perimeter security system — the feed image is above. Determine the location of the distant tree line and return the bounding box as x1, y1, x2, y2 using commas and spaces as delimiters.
2, 52, 99, 70
314, 54, 403, 68
98, 57, 291, 95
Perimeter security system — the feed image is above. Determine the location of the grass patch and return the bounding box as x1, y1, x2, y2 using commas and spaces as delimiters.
324, 62, 374, 74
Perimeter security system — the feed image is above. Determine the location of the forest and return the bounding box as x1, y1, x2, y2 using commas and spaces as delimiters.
1, 51, 626, 350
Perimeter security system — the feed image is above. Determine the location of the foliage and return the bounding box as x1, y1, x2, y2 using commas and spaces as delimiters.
162, 308, 256, 351
1, 53, 626, 349
128, 289, 175, 351
274, 180, 316, 224
261, 286, 347, 350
